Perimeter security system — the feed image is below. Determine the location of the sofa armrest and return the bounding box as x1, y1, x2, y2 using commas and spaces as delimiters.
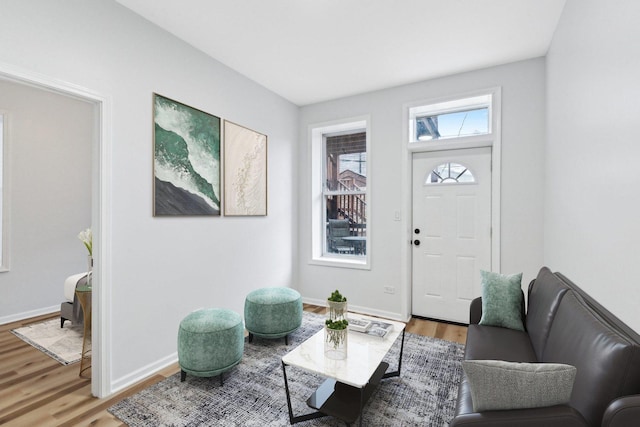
470, 297, 483, 324
450, 406, 588, 427
602, 395, 640, 427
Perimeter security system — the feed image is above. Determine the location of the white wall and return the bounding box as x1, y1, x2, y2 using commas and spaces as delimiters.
10, 0, 638, 397
298, 58, 546, 320
545, 0, 640, 332
0, 0, 298, 393
0, 79, 93, 321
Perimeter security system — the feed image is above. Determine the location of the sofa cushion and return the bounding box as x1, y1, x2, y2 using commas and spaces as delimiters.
462, 360, 577, 411
526, 267, 570, 360
451, 403, 589, 427
464, 324, 537, 362
542, 292, 640, 426
479, 270, 525, 331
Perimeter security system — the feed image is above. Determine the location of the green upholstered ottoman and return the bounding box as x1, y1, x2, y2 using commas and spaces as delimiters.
178, 308, 244, 385
244, 287, 302, 345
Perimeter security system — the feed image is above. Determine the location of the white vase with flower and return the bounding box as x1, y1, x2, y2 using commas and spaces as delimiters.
78, 228, 93, 288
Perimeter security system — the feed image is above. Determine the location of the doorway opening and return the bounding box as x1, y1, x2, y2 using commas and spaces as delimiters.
411, 148, 492, 323
0, 64, 111, 397
404, 88, 501, 323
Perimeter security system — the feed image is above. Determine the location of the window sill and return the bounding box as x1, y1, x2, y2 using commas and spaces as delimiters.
309, 255, 370, 270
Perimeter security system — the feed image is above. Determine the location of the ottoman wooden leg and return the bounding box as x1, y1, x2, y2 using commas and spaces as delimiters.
181, 370, 187, 382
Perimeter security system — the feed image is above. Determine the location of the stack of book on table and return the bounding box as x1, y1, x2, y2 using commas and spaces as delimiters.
348, 315, 394, 339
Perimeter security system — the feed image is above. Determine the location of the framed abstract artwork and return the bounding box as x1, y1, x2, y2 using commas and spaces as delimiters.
153, 94, 221, 216
223, 121, 268, 216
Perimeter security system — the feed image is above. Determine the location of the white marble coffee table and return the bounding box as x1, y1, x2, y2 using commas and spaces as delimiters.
281, 314, 406, 426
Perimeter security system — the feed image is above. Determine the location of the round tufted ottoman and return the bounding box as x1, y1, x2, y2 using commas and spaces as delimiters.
244, 287, 302, 345
178, 308, 244, 385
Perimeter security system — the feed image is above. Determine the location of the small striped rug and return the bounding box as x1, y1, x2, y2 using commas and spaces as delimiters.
11, 318, 83, 365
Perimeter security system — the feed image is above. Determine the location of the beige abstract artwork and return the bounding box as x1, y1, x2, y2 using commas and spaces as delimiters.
223, 121, 267, 216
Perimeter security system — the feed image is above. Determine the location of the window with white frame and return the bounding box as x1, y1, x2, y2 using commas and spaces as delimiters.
310, 118, 370, 267
409, 94, 492, 143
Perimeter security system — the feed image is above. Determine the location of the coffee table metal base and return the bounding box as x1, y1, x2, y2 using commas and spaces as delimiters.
282, 330, 405, 426
309, 361, 388, 425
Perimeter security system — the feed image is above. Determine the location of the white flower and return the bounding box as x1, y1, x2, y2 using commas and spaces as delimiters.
78, 228, 92, 256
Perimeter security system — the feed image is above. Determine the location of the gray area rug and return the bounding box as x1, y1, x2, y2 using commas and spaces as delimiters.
11, 318, 83, 365
109, 312, 464, 426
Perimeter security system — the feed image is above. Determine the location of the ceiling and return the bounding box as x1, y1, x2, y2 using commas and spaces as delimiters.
115, 0, 566, 106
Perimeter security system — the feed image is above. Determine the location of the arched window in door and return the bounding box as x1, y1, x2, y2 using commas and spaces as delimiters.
425, 162, 476, 184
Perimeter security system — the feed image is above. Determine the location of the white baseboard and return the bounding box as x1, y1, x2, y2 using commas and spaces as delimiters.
301, 297, 407, 322
0, 305, 59, 325
110, 352, 178, 394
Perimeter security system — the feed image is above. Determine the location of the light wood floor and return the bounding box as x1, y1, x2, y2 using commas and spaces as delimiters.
0, 305, 467, 426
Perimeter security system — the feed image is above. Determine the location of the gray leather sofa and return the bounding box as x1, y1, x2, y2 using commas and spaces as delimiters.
451, 267, 640, 426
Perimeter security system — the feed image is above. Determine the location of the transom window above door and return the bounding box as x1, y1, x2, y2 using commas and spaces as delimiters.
409, 94, 492, 144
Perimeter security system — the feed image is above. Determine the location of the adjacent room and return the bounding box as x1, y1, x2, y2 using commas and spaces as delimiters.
1, 0, 639, 425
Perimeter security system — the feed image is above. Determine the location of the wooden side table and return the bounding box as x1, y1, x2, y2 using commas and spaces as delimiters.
75, 285, 92, 378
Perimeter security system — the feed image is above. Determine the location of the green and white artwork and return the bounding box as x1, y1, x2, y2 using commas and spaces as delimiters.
153, 94, 220, 216
223, 121, 267, 216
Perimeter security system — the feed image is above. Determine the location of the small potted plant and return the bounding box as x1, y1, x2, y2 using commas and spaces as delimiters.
327, 289, 347, 322
325, 318, 349, 359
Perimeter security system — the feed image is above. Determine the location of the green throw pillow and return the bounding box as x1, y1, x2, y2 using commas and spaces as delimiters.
462, 360, 577, 411
478, 270, 524, 331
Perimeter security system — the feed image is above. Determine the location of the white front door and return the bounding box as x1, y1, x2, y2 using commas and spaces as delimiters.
411, 147, 492, 323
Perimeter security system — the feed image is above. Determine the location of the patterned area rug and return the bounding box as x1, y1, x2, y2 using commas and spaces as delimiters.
109, 312, 464, 426
11, 318, 83, 365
